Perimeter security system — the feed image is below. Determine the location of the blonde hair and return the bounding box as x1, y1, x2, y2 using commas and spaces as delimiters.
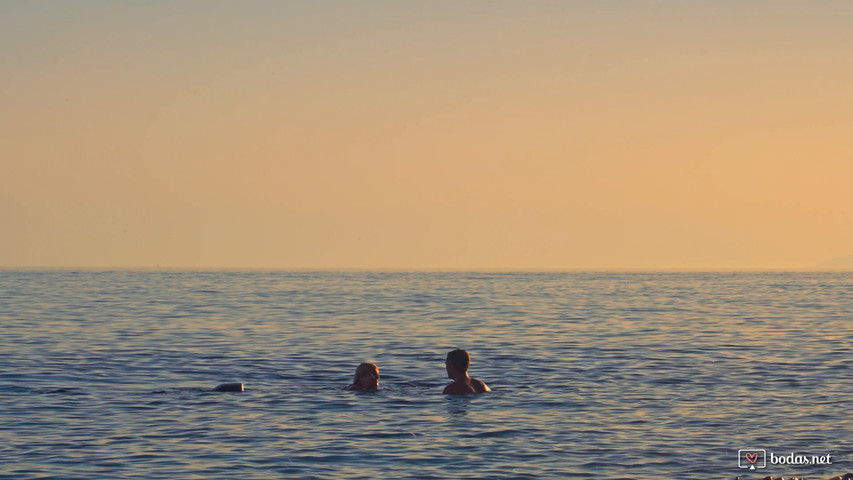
353, 362, 378, 384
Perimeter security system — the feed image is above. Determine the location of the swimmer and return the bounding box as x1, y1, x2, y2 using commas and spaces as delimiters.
442, 349, 490, 395
348, 362, 379, 391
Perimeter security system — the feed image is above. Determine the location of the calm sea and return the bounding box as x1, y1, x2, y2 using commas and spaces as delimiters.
1, 271, 851, 479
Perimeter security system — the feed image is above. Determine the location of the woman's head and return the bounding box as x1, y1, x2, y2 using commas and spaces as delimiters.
353, 362, 379, 390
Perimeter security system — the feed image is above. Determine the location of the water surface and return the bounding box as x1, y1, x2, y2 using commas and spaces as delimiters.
1, 271, 851, 479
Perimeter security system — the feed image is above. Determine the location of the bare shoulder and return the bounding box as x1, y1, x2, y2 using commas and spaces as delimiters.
443, 381, 471, 395
443, 382, 467, 395
444, 379, 491, 395
471, 378, 491, 393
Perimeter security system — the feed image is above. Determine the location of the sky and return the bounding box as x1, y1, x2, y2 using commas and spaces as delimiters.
1, 0, 851, 269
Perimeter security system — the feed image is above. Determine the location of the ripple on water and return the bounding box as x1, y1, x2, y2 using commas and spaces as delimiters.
0, 271, 851, 479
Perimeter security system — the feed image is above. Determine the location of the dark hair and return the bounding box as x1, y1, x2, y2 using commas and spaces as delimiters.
353, 362, 378, 384
446, 349, 470, 371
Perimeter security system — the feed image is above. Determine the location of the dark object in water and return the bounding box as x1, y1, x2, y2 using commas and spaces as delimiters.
213, 383, 244, 392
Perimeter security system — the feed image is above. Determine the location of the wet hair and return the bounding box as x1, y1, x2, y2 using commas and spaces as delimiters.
353, 362, 378, 384
445, 349, 470, 372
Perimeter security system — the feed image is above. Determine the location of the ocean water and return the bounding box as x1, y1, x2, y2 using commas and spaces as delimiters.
1, 271, 851, 479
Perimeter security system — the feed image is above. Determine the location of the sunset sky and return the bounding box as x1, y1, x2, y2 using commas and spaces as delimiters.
1, 1, 851, 269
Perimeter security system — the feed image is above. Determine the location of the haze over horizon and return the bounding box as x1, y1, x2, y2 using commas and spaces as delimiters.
2, 1, 851, 270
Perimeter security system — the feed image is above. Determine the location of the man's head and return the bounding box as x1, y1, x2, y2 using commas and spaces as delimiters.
445, 349, 470, 378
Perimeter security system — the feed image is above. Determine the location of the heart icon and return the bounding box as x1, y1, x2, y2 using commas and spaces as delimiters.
745, 453, 759, 464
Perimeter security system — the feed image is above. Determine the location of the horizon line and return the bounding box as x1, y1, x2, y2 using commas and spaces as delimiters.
2, 266, 851, 273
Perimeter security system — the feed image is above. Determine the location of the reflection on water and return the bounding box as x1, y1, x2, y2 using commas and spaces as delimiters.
0, 271, 851, 479
446, 396, 473, 418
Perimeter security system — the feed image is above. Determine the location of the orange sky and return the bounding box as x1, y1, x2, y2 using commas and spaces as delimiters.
1, 1, 851, 269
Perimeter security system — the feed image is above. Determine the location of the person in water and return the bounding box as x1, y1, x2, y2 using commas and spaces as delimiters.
348, 362, 380, 391
442, 349, 490, 395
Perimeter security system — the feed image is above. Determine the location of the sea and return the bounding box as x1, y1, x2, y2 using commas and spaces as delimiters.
1, 271, 851, 479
